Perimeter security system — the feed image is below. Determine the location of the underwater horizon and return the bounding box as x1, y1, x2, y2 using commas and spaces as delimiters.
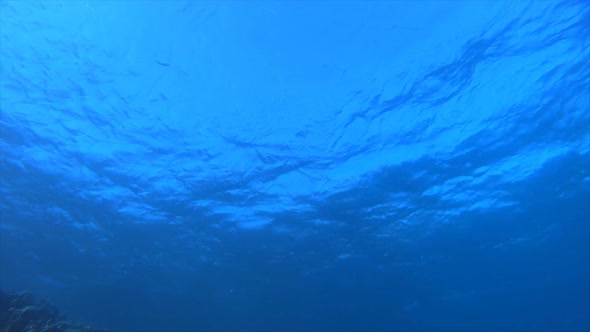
1, 1, 589, 331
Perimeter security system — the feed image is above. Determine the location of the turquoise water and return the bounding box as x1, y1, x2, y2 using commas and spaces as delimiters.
1, 1, 589, 331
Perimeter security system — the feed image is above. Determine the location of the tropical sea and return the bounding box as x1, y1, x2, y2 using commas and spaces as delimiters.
0, 1, 589, 331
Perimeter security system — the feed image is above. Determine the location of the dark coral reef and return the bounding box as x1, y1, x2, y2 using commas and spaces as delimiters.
0, 289, 107, 332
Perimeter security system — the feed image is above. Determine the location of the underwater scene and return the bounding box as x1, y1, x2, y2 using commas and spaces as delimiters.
0, 1, 589, 331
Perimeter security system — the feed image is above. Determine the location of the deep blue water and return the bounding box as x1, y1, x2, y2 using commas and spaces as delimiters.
1, 1, 589, 331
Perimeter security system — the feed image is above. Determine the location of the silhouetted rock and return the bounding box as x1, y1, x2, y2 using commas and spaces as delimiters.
0, 289, 107, 332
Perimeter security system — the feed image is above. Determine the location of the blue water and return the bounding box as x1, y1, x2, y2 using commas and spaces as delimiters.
1, 1, 589, 331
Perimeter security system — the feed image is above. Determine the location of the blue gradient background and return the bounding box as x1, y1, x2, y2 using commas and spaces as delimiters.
1, 1, 589, 331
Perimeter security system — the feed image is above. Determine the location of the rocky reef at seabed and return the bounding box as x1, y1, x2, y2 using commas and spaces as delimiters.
0, 289, 107, 332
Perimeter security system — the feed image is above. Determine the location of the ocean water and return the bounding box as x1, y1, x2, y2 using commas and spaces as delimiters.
0, 1, 589, 331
